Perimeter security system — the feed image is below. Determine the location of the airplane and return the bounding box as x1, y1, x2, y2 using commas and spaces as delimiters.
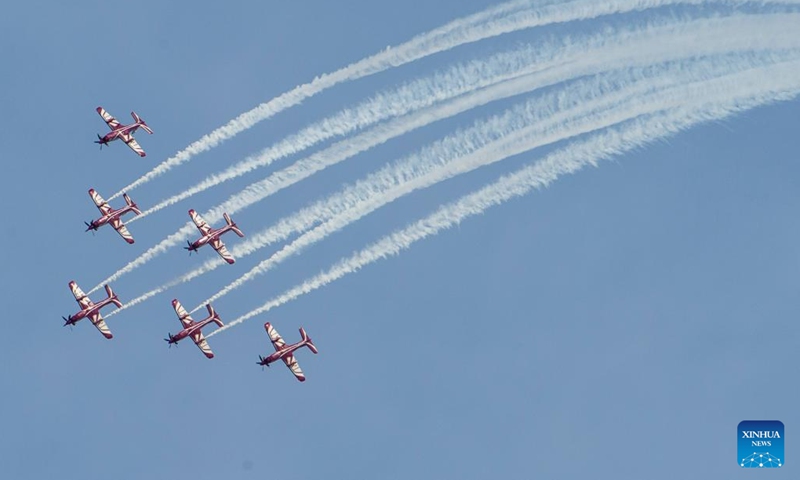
94, 106, 153, 157
85, 188, 142, 244
165, 299, 224, 359
63, 281, 122, 339
185, 209, 244, 264
257, 322, 318, 382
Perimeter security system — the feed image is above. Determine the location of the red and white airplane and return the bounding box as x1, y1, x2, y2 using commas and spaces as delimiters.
257, 322, 318, 382
85, 188, 142, 244
63, 281, 122, 339
94, 106, 153, 157
185, 209, 244, 264
165, 300, 224, 359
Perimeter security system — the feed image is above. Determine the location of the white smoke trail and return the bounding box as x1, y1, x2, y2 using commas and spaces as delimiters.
130, 41, 587, 222
96, 11, 800, 298
128, 11, 791, 221
107, 0, 525, 201
104, 53, 756, 316
108, 0, 800, 200
188, 13, 800, 238
211, 59, 800, 334
193, 53, 799, 312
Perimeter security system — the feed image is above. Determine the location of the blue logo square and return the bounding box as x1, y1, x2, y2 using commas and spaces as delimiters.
738, 420, 784, 468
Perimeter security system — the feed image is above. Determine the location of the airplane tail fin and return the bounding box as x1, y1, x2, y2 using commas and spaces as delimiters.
123, 193, 142, 215
299, 327, 318, 354
105, 284, 123, 308
223, 212, 245, 237
131, 111, 154, 134
206, 303, 224, 327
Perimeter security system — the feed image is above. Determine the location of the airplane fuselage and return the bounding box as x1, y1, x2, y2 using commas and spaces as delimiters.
188, 226, 237, 251
99, 123, 143, 144
87, 205, 138, 230
260, 340, 310, 366
66, 297, 118, 325
168, 317, 219, 344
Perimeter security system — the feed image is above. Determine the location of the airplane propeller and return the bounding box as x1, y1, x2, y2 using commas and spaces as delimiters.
184, 241, 194, 255
84, 221, 96, 234
164, 334, 178, 347
257, 355, 270, 370
95, 134, 105, 149
62, 316, 74, 329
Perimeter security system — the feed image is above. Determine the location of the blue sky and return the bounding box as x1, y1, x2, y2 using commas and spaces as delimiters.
2, 1, 799, 479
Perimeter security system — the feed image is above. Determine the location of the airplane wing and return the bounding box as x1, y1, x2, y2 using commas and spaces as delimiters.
265, 322, 286, 351
123, 136, 146, 157
282, 354, 306, 382
191, 331, 215, 359
189, 210, 213, 236
211, 239, 235, 264
96, 107, 121, 130
110, 218, 135, 244
69, 281, 93, 310
89, 189, 112, 216
89, 311, 113, 339
171, 299, 194, 329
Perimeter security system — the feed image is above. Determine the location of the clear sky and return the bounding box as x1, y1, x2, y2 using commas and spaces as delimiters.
1, 1, 799, 479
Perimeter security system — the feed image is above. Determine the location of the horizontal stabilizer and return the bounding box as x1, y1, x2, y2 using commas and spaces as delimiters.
131, 111, 153, 134
223, 212, 245, 237
123, 193, 141, 215
300, 327, 318, 354
104, 284, 123, 308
